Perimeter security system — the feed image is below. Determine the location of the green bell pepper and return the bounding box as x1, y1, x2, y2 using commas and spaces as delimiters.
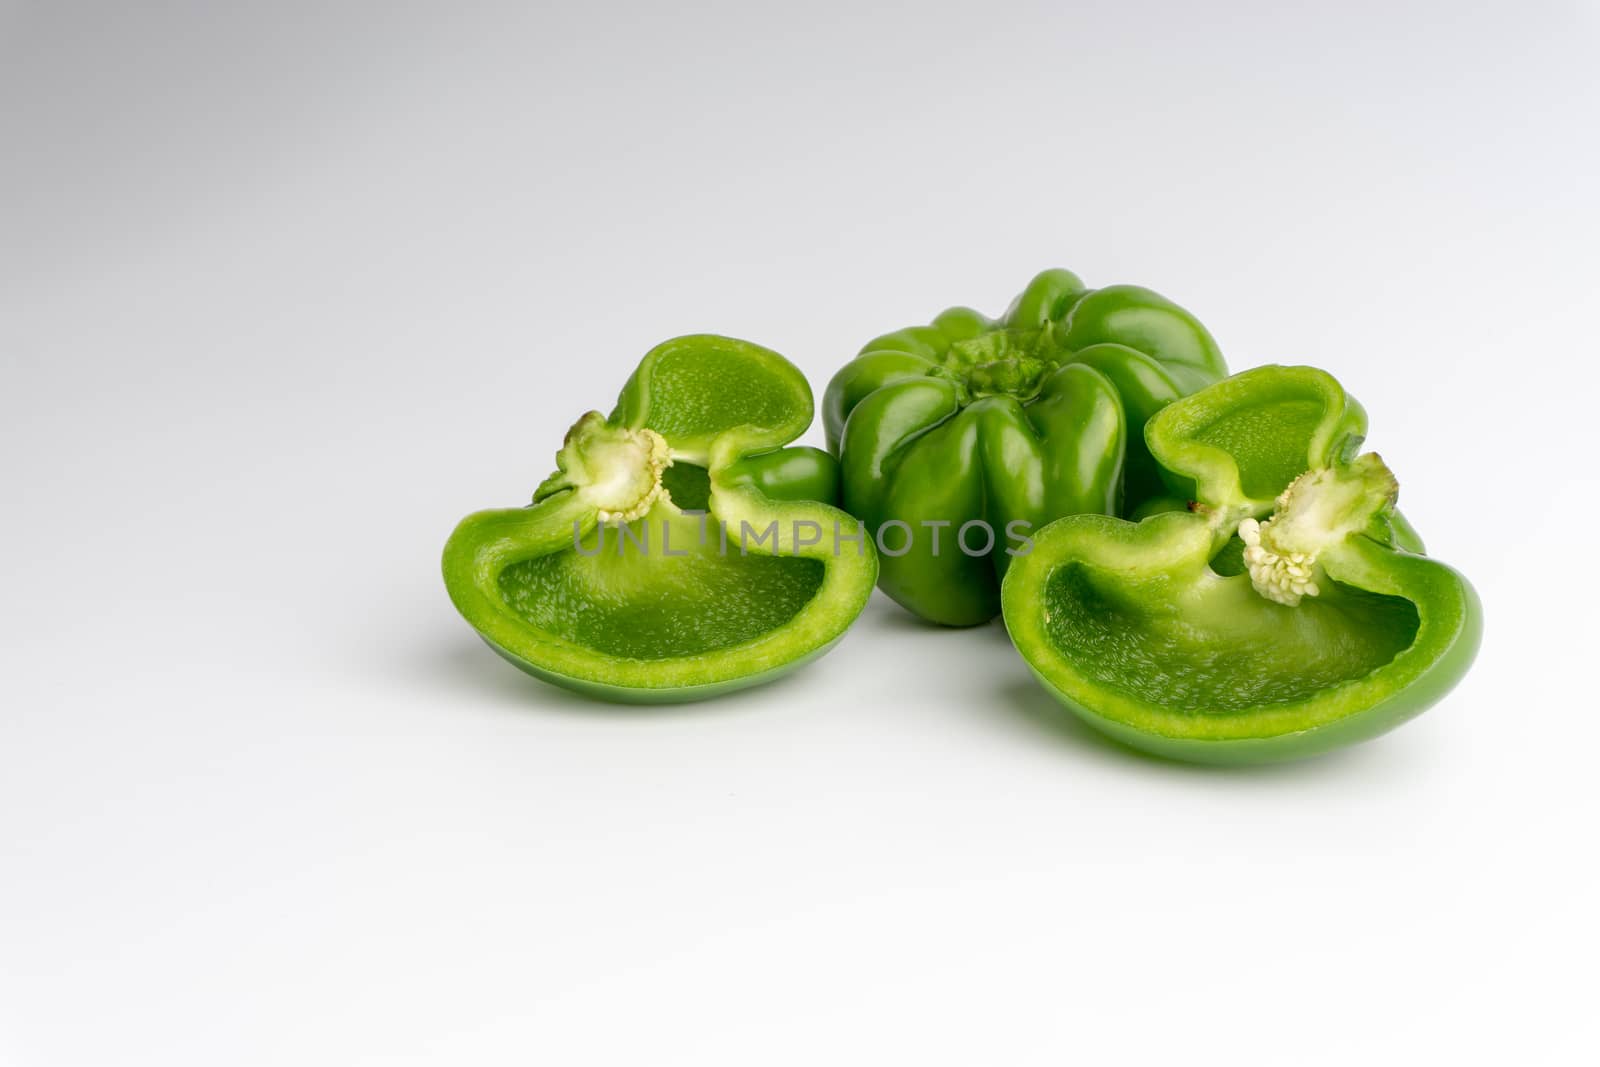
823, 268, 1228, 626
1002, 365, 1481, 763
443, 335, 878, 702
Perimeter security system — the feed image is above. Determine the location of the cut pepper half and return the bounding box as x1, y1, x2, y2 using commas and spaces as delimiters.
443, 335, 878, 702
1001, 365, 1481, 763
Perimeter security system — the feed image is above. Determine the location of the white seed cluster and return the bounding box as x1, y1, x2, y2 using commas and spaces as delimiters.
1238, 517, 1321, 607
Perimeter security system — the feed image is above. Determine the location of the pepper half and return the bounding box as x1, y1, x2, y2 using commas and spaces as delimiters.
443, 335, 878, 702
824, 268, 1228, 626
1001, 365, 1481, 763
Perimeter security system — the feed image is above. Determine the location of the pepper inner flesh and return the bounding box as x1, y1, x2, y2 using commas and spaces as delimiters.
498, 506, 827, 660
1189, 399, 1326, 500
1041, 563, 1419, 712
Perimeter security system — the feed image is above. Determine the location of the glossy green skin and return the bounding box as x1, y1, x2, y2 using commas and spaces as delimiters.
826, 269, 1227, 626
443, 335, 877, 703
1002, 366, 1482, 763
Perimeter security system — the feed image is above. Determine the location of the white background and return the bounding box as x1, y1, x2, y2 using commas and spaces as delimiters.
4, 2, 1598, 1063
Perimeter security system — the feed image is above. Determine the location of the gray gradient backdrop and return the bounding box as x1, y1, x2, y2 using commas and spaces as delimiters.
3, 2, 1598, 1064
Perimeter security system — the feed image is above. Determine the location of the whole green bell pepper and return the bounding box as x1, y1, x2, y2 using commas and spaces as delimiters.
823, 268, 1228, 626
443, 335, 878, 702
1002, 365, 1482, 763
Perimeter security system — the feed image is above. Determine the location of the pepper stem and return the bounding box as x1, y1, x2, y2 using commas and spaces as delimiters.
534, 412, 672, 523
941, 329, 1056, 404
1238, 452, 1398, 606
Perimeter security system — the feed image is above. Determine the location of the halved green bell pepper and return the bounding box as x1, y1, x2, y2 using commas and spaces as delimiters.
443, 335, 878, 702
1002, 365, 1481, 763
824, 268, 1228, 626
